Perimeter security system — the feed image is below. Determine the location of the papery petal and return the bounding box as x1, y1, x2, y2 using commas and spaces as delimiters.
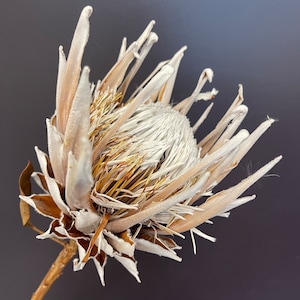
169, 156, 282, 233
35, 147, 70, 215
55, 45, 66, 112
36, 219, 67, 240
99, 20, 156, 93
56, 6, 92, 133
64, 66, 92, 158
209, 104, 248, 153
73, 242, 88, 271
73, 239, 107, 286
157, 46, 186, 105
73, 209, 101, 234
65, 138, 93, 210
192, 102, 214, 133
104, 230, 135, 258
32, 172, 49, 193
118, 32, 158, 97
37, 227, 58, 240
46, 118, 65, 185
97, 232, 114, 257
190, 227, 216, 254
135, 237, 182, 262
199, 84, 244, 154
92, 254, 107, 286
219, 195, 256, 214
19, 194, 61, 219
113, 254, 140, 283
174, 68, 215, 115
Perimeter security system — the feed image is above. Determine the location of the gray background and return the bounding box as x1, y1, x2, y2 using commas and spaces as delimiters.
1, 0, 299, 299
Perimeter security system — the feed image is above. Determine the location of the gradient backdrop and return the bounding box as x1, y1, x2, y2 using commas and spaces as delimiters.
1, 0, 299, 299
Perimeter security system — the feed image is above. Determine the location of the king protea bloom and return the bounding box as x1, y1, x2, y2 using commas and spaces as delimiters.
19, 5, 281, 290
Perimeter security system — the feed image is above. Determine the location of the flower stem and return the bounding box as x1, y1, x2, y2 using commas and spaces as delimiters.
31, 240, 77, 300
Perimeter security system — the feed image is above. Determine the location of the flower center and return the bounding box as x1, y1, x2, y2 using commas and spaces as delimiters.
90, 93, 200, 215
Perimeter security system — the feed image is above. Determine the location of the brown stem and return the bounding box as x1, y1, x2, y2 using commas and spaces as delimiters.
31, 240, 78, 300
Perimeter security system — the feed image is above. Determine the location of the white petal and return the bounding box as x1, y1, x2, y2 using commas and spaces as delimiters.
189, 228, 215, 255
64, 67, 92, 158
135, 238, 182, 262
113, 254, 141, 283
36, 229, 57, 240
34, 147, 70, 215
73, 209, 101, 234
117, 37, 127, 61
31, 172, 47, 193
73, 243, 87, 272
209, 104, 248, 152
55, 45, 66, 114
169, 156, 282, 233
99, 20, 156, 93
174, 68, 215, 115
219, 195, 256, 214
97, 233, 114, 257
157, 46, 187, 105
199, 84, 244, 153
92, 257, 106, 286
36, 220, 66, 240
46, 118, 65, 185
192, 103, 214, 133
104, 230, 135, 258
19, 195, 38, 212
65, 138, 93, 210
118, 32, 158, 96
56, 6, 93, 133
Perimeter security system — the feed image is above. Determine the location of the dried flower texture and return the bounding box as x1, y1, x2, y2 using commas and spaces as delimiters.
19, 6, 281, 285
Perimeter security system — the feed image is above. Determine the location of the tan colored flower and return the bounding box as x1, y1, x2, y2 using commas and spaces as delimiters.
19, 6, 281, 287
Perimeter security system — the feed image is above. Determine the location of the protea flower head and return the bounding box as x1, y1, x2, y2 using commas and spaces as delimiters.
19, 6, 281, 286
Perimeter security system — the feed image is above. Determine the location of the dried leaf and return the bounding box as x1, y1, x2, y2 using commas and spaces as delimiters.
19, 161, 34, 226
19, 161, 33, 196
19, 200, 30, 227
31, 194, 61, 219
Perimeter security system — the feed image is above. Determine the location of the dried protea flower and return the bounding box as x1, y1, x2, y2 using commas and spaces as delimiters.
19, 6, 281, 298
